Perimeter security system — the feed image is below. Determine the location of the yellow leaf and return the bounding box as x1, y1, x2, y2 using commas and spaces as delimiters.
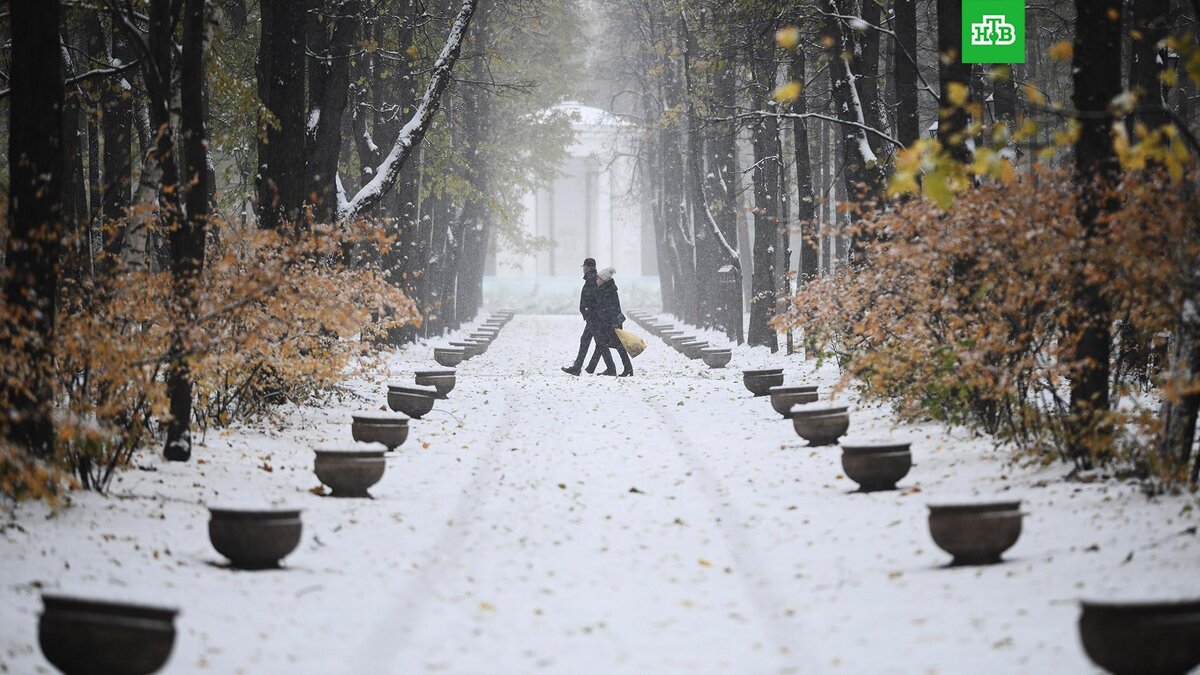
947, 82, 969, 107
1048, 41, 1073, 62
773, 81, 802, 103
776, 26, 801, 50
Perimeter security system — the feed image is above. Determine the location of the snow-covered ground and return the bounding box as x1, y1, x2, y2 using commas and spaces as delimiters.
1, 314, 1197, 674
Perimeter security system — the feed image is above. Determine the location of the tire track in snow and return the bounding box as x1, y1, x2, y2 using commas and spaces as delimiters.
632, 373, 807, 673
351, 358, 518, 670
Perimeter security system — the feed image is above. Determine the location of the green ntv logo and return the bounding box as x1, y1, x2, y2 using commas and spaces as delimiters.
962, 0, 1025, 64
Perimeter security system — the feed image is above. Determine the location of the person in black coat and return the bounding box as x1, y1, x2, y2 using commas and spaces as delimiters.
561, 258, 599, 375
585, 267, 633, 377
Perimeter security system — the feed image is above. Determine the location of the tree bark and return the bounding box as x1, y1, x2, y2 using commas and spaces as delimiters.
305, 0, 362, 224
893, 0, 920, 147
707, 32, 743, 342
936, 0, 971, 163
746, 38, 780, 352
1068, 0, 1122, 463
1129, 0, 1171, 132
681, 10, 720, 329
102, 14, 135, 260
3, 0, 65, 456
823, 0, 884, 259
163, 0, 211, 462
257, 0, 309, 230
790, 48, 819, 286
337, 0, 478, 220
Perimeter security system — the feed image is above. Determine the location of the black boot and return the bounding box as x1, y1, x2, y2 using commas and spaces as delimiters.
616, 343, 634, 377
585, 350, 602, 374
597, 348, 617, 375
561, 364, 581, 376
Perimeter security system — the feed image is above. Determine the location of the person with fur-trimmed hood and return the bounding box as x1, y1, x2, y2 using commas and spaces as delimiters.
586, 266, 633, 377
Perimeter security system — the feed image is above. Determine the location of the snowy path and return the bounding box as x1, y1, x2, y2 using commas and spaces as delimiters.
1, 314, 1198, 674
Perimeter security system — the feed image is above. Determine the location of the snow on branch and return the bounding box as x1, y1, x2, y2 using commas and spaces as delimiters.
337, 0, 478, 220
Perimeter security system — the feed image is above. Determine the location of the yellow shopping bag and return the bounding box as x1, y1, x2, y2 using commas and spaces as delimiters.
615, 328, 647, 358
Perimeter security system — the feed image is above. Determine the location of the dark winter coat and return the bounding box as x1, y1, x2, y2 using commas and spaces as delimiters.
579, 269, 598, 321
590, 278, 626, 348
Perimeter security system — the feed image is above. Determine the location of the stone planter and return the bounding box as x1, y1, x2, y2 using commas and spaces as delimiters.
449, 341, 482, 358
669, 335, 697, 351
768, 385, 819, 417
1078, 598, 1200, 675
660, 330, 685, 344
387, 385, 437, 419
839, 439, 912, 491
701, 348, 732, 368
208, 506, 303, 569
351, 411, 410, 450
434, 347, 466, 367
414, 369, 456, 398
742, 368, 784, 396
790, 407, 850, 446
680, 341, 708, 359
927, 500, 1023, 565
313, 443, 388, 498
39, 594, 179, 675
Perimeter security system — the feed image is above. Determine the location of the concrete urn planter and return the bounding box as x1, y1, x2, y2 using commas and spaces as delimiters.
680, 341, 708, 359
207, 506, 303, 569
387, 384, 437, 419
414, 369, 456, 398
790, 403, 850, 445
450, 340, 485, 358
660, 330, 685, 345
742, 368, 784, 396
351, 411, 410, 450
701, 348, 732, 368
768, 385, 819, 417
839, 438, 912, 491
1078, 598, 1200, 675
669, 335, 697, 352
927, 500, 1023, 565
313, 443, 388, 498
433, 347, 466, 367
39, 594, 179, 675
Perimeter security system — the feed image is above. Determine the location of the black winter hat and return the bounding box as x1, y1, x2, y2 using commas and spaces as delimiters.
582, 257, 597, 269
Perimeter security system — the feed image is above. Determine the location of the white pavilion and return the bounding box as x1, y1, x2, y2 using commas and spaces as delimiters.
484, 101, 658, 311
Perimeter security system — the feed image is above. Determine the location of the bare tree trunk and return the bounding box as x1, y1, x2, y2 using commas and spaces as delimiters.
893, 0, 920, 147
681, 10, 721, 329
746, 38, 780, 351
3, 0, 64, 457
1129, 0, 1170, 132
1068, 0, 1122, 463
822, 0, 884, 259
936, 0, 971, 163
257, 0, 308, 230
707, 30, 743, 342
102, 15, 135, 262
305, 0, 362, 224
1158, 254, 1200, 478
790, 48, 818, 286
164, 0, 211, 462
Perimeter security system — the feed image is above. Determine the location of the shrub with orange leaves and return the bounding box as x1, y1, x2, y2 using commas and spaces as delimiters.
779, 165, 1199, 481
2, 217, 418, 499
